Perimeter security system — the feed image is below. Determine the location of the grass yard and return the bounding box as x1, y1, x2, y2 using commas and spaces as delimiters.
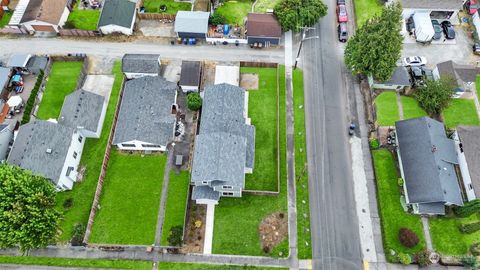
253, 0, 281, 12
0, 12, 12, 28
243, 67, 279, 191
0, 256, 151, 269
161, 170, 190, 246
67, 7, 101, 30
143, 0, 192, 14
443, 99, 480, 128
293, 69, 312, 259
354, 0, 383, 27
212, 66, 288, 256
477, 75, 480, 98
400, 96, 427, 120
37, 61, 83, 120
372, 149, 425, 261
90, 151, 166, 244
158, 262, 288, 270
215, 0, 253, 25
56, 61, 123, 242
375, 92, 399, 126
430, 213, 480, 255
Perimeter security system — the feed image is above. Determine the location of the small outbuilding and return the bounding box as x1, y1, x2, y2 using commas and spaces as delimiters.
122, 54, 161, 79
179, 61, 202, 92
174, 11, 209, 39
6, 54, 31, 68
246, 13, 282, 46
26, 55, 48, 74
371, 66, 411, 91
98, 0, 137, 36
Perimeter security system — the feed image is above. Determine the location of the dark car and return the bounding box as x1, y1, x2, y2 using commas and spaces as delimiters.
473, 43, 480, 55
338, 23, 348, 42
406, 16, 415, 34
337, 0, 345, 4
431, 20, 442, 40
441, 21, 456, 39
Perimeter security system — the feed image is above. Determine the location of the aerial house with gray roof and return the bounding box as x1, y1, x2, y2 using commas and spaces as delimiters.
191, 83, 255, 205
113, 76, 177, 152
174, 11, 209, 39
98, 0, 137, 36
7, 120, 85, 191
122, 54, 161, 79
395, 117, 464, 215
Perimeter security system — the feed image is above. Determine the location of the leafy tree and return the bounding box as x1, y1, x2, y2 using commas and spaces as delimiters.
344, 3, 403, 81
274, 0, 327, 32
167, 225, 183, 246
70, 223, 85, 246
187, 92, 202, 111
0, 165, 60, 253
209, 13, 225, 25
414, 76, 456, 116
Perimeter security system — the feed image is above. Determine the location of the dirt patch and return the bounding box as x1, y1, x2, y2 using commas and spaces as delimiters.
240, 73, 259, 90
181, 203, 206, 254
259, 212, 288, 253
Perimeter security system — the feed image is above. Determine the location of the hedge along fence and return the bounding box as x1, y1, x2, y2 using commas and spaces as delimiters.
454, 199, 480, 218
21, 70, 45, 124
459, 221, 480, 234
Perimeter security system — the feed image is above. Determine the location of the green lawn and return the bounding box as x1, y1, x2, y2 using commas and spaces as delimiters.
67, 7, 100, 30
158, 262, 287, 270
90, 151, 166, 244
375, 92, 399, 126
143, 0, 192, 14
477, 75, 480, 98
443, 99, 480, 128
56, 61, 123, 242
213, 66, 288, 256
293, 69, 312, 259
430, 213, 480, 255
243, 67, 279, 191
37, 61, 83, 120
0, 256, 151, 269
253, 0, 281, 12
372, 149, 425, 261
0, 12, 12, 28
161, 170, 190, 246
400, 96, 427, 120
215, 0, 253, 25
354, 0, 383, 27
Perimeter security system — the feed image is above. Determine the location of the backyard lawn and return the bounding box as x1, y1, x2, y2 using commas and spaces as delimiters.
158, 263, 288, 270
37, 61, 83, 120
477, 75, 480, 98
90, 151, 166, 244
67, 8, 100, 30
242, 67, 279, 191
213, 66, 288, 256
56, 61, 123, 242
372, 149, 425, 261
293, 69, 312, 259
143, 0, 191, 14
400, 96, 427, 120
430, 213, 480, 255
375, 92, 399, 126
443, 99, 480, 128
253, 0, 281, 12
0, 12, 12, 28
161, 170, 190, 246
215, 0, 253, 25
354, 0, 383, 27
0, 256, 151, 270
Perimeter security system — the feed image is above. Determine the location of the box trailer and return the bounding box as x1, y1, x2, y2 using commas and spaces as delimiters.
413, 12, 434, 43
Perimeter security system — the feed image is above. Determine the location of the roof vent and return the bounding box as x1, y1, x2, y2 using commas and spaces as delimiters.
46, 148, 52, 154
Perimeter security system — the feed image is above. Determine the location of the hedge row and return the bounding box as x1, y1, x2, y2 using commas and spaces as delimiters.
459, 222, 480, 234
454, 199, 480, 218
21, 70, 44, 125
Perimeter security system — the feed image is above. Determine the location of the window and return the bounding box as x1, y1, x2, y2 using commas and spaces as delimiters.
222, 192, 234, 196
141, 144, 162, 148
73, 151, 78, 159
122, 144, 136, 147
78, 135, 83, 143
202, 181, 208, 185
66, 166, 74, 177
469, 184, 473, 190
222, 185, 232, 189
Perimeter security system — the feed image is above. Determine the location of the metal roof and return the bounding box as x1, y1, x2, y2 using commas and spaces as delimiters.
7, 54, 31, 68
402, 0, 465, 10
174, 11, 209, 34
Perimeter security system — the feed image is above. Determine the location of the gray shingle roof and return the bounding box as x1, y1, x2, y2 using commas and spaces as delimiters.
26, 56, 48, 74
457, 126, 480, 198
122, 54, 161, 75
0, 67, 11, 89
437, 60, 479, 84
113, 76, 177, 146
7, 120, 74, 183
192, 185, 220, 201
174, 11, 209, 34
98, 0, 136, 28
179, 61, 201, 87
418, 202, 446, 215
384, 66, 411, 86
396, 117, 463, 208
59, 89, 105, 132
401, 0, 464, 10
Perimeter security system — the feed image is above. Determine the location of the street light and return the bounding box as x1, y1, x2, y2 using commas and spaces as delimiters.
294, 27, 319, 69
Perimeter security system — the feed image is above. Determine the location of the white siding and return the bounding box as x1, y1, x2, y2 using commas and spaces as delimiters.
116, 139, 167, 152
99, 24, 133, 36
124, 72, 158, 80
57, 130, 85, 190
453, 131, 477, 201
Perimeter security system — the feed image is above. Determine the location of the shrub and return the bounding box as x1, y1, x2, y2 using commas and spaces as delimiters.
70, 223, 85, 246
21, 71, 44, 125
470, 243, 480, 256
167, 225, 183, 246
63, 198, 73, 209
459, 221, 480, 234
64, 20, 76, 29
369, 138, 380, 149
209, 13, 226, 25
462, 256, 478, 269
415, 250, 432, 267
186, 92, 202, 111
398, 253, 411, 265
454, 199, 480, 218
398, 228, 419, 248
397, 177, 404, 187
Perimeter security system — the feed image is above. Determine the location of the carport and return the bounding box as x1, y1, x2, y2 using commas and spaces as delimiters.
401, 0, 465, 25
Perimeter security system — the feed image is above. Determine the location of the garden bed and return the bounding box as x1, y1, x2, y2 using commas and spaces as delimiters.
143, 0, 191, 14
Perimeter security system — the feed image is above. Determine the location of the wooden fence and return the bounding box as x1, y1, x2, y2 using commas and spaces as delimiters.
59, 29, 101, 37
0, 27, 28, 35
240, 61, 278, 68
137, 12, 176, 20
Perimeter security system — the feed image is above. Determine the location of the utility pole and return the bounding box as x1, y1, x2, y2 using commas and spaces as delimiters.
294, 26, 319, 69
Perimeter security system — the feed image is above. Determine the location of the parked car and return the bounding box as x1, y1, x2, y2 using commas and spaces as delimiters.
337, 0, 345, 4
406, 16, 415, 34
452, 87, 465, 98
338, 23, 348, 42
473, 43, 480, 55
402, 56, 427, 67
465, 0, 480, 15
441, 21, 456, 39
336, 4, 348, 22
431, 20, 442, 40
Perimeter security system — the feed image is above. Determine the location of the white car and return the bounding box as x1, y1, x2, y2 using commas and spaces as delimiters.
402, 56, 427, 67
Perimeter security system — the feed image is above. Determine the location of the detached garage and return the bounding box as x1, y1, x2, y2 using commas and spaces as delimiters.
246, 13, 282, 46
402, 0, 466, 25
174, 11, 209, 39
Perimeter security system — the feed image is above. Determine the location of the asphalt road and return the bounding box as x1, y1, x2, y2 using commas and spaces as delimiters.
301, 0, 363, 268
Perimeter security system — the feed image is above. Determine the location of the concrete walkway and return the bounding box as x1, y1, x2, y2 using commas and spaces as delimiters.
396, 92, 405, 120
203, 203, 215, 255
421, 217, 434, 251
154, 147, 175, 246
471, 83, 480, 121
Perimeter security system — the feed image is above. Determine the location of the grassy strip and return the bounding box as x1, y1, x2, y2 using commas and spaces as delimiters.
430, 213, 480, 255
253, 0, 281, 12
372, 149, 425, 261
215, 0, 253, 25
354, 0, 383, 27
161, 170, 191, 246
56, 61, 123, 242
443, 99, 480, 128
0, 256, 151, 269
213, 66, 288, 256
375, 92, 399, 126
158, 262, 288, 270
400, 96, 427, 120
37, 61, 83, 120
90, 152, 166, 244
293, 69, 312, 259
143, 0, 191, 14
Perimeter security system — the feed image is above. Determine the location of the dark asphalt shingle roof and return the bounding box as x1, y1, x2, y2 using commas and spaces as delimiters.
384, 66, 411, 86
20, 0, 69, 24
59, 90, 105, 132
98, 0, 136, 28
437, 60, 478, 83
179, 61, 201, 87
122, 54, 161, 74
192, 185, 220, 201
401, 0, 464, 10
174, 11, 209, 34
26, 55, 48, 73
113, 76, 177, 146
246, 13, 282, 38
418, 202, 447, 215
7, 120, 74, 184
457, 125, 480, 198
396, 117, 463, 208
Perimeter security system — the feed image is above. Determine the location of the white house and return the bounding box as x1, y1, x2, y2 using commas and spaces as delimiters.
97, 0, 136, 36
8, 0, 70, 33
7, 120, 85, 191
122, 54, 161, 79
